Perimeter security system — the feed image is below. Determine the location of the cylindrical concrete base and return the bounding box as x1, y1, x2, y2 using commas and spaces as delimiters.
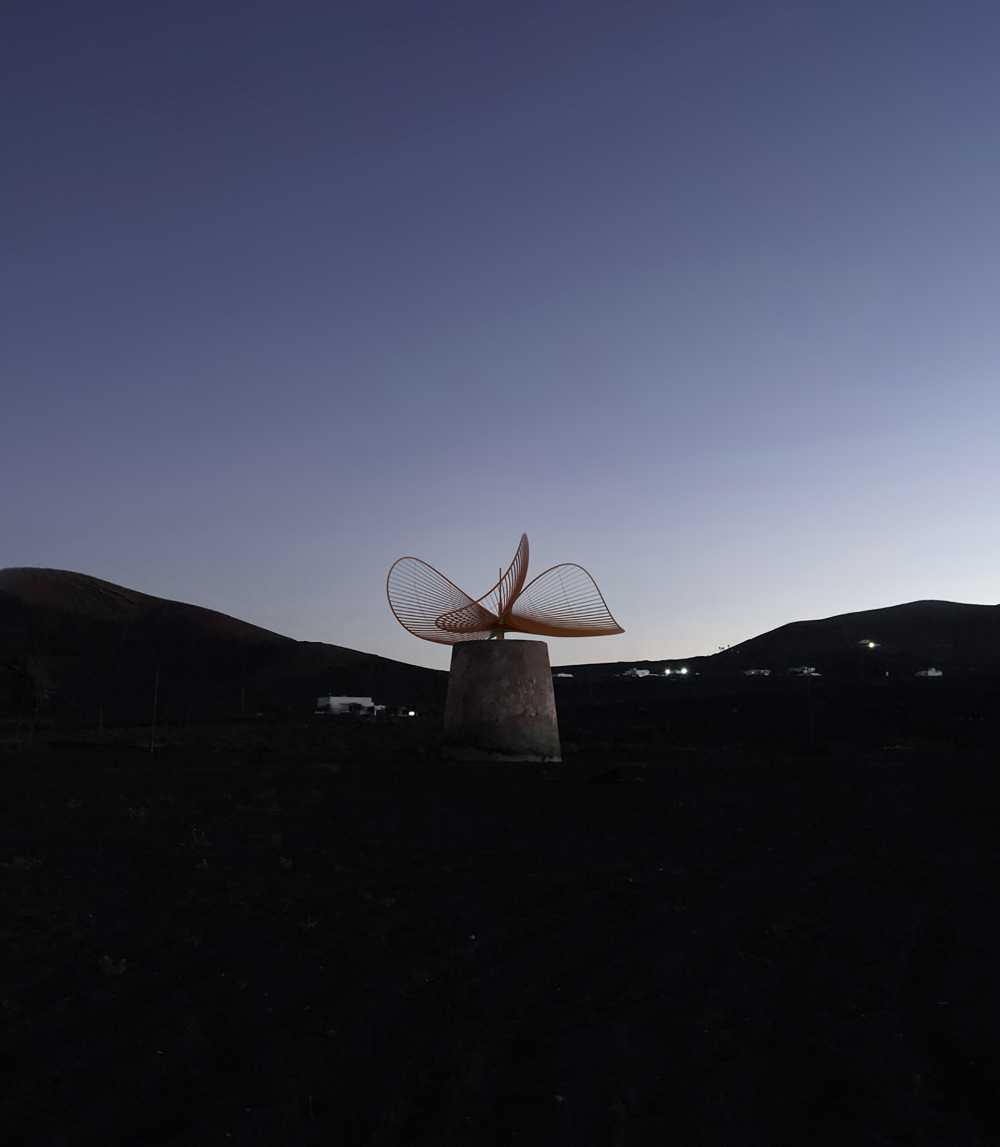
443, 640, 561, 762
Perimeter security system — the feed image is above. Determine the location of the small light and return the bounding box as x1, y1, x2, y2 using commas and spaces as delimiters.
663, 668, 671, 676
408, 710, 416, 717
679, 666, 689, 675
867, 641, 876, 649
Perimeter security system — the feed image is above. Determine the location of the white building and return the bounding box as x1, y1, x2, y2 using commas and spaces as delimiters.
622, 667, 651, 678
915, 667, 944, 678
315, 695, 383, 716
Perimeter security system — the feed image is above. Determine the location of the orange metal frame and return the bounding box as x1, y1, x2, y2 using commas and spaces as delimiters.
386, 533, 624, 645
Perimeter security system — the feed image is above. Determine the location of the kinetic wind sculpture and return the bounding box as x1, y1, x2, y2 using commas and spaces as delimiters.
386, 534, 624, 644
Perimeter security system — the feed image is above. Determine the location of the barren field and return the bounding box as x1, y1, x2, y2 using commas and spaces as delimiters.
3, 717, 1000, 1145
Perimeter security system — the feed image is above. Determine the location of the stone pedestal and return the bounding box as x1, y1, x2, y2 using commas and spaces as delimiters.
443, 640, 561, 762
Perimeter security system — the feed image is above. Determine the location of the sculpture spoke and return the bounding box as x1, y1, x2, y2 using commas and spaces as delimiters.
508, 563, 624, 638
386, 557, 496, 645
386, 536, 623, 645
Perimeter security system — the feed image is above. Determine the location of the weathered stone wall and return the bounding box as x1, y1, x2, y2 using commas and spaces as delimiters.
443, 640, 561, 762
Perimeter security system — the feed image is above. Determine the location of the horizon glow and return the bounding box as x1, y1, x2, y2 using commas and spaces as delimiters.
4, 1, 999, 671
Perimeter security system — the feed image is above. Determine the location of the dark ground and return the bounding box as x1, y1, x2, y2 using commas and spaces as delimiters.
3, 693, 1000, 1145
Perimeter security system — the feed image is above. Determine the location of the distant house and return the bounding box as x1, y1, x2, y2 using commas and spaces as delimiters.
315, 697, 416, 717
788, 666, 821, 678
553, 672, 574, 679
315, 695, 383, 716
743, 668, 771, 677
915, 667, 944, 678
621, 667, 651, 678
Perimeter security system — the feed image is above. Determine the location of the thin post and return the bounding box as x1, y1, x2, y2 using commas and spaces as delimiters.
150, 666, 159, 753
806, 674, 815, 746
495, 567, 505, 638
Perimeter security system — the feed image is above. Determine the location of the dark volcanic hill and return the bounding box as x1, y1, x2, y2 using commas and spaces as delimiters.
711, 599, 1000, 676
561, 599, 1000, 680
0, 568, 444, 723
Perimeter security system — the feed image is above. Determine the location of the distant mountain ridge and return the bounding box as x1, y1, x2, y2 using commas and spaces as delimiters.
4, 569, 999, 725
560, 599, 1000, 678
0, 567, 290, 644
716, 599, 1000, 670
0, 567, 444, 722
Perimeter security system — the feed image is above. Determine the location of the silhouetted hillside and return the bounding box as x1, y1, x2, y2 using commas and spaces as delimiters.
560, 600, 1000, 680
0, 568, 444, 724
713, 599, 1000, 677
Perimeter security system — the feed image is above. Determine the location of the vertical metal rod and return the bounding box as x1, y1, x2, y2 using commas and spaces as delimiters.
496, 567, 505, 638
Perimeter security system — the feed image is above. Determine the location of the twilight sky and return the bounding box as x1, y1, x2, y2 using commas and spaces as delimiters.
4, 0, 999, 669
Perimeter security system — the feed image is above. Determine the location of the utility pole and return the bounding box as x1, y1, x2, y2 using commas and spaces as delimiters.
149, 666, 160, 754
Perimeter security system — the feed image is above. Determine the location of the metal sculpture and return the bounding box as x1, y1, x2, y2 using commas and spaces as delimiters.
387, 534, 624, 644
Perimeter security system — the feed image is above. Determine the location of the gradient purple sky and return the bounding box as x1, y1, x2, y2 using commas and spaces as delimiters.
4, 1, 999, 669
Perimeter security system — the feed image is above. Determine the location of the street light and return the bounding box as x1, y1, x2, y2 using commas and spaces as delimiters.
857, 639, 879, 682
